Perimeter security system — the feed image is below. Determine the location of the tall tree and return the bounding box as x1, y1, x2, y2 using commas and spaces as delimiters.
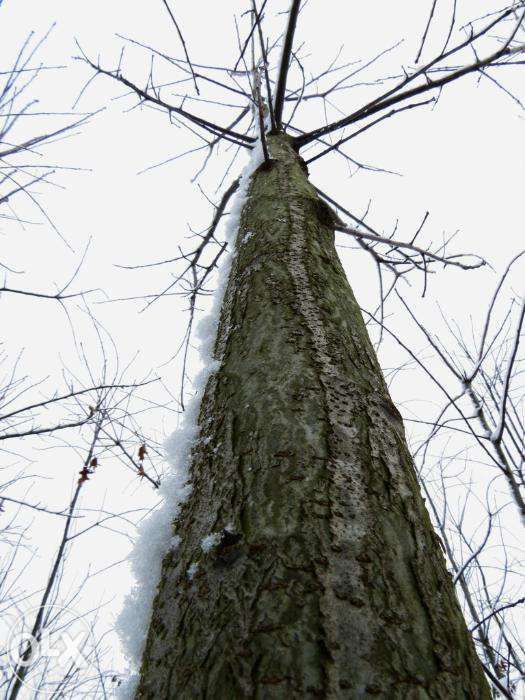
82, 1, 525, 696
135, 132, 490, 697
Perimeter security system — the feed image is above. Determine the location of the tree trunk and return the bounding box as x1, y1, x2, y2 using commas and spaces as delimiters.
135, 135, 490, 698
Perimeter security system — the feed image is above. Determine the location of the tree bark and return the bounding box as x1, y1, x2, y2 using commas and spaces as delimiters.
135, 135, 490, 698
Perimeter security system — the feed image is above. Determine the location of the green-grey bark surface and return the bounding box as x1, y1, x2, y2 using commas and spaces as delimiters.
136, 135, 490, 699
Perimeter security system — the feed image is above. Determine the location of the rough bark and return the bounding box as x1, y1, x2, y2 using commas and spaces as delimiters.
135, 135, 490, 698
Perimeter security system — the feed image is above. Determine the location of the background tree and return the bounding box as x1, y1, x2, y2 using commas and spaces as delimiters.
0, 10, 170, 698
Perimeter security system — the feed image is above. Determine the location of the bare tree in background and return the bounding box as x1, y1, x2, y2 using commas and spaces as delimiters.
77, 0, 525, 697
400, 260, 525, 694
0, 14, 172, 699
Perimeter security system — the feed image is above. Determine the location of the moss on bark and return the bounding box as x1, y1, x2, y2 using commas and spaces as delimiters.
135, 135, 490, 699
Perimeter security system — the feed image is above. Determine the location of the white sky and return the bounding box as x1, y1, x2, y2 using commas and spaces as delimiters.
1, 0, 524, 696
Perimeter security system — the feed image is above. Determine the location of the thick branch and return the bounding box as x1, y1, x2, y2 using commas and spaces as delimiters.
273, 0, 301, 128
296, 7, 524, 148
78, 55, 255, 147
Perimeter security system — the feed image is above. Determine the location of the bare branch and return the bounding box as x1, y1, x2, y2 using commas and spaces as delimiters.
273, 0, 301, 128
296, 6, 525, 149
76, 51, 254, 147
415, 0, 439, 63
160, 0, 199, 95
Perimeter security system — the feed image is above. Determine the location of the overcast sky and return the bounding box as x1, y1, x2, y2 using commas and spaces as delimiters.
1, 0, 524, 695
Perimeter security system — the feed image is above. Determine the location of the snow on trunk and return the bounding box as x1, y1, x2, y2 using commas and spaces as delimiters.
115, 143, 264, 697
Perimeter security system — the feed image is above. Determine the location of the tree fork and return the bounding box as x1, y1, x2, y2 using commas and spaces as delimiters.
135, 135, 490, 698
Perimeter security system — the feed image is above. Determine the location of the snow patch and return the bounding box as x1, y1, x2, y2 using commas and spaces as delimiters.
241, 230, 255, 244
115, 141, 264, 698
187, 562, 199, 581
200, 532, 221, 552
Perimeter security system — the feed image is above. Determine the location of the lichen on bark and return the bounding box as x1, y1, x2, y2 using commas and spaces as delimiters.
135, 134, 490, 699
